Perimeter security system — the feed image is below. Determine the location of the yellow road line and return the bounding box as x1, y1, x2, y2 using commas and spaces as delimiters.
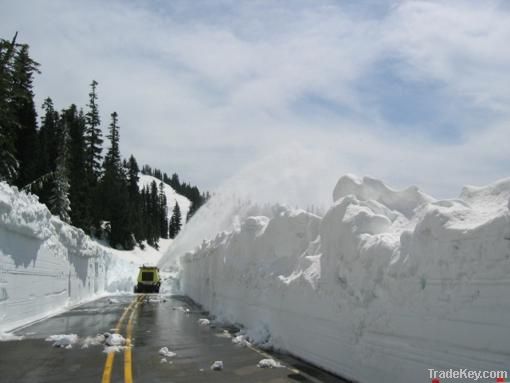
101, 296, 141, 383
124, 298, 141, 383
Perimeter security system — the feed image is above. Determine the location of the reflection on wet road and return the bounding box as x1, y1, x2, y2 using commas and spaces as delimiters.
0, 295, 349, 383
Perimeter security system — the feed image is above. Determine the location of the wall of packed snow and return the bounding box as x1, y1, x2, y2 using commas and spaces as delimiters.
181, 175, 510, 383
0, 182, 134, 333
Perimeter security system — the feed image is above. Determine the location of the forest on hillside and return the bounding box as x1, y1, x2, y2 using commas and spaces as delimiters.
0, 33, 208, 250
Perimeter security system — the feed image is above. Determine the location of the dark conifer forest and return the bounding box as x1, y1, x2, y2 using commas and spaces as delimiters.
0, 34, 208, 250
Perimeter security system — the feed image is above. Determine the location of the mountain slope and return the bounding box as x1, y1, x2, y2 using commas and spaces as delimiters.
138, 174, 191, 223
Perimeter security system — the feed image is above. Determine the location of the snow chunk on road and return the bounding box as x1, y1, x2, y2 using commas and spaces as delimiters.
103, 333, 127, 353
257, 358, 284, 368
81, 334, 106, 348
197, 318, 210, 326
103, 345, 125, 353
45, 334, 79, 348
104, 333, 126, 346
210, 361, 223, 371
232, 335, 250, 347
0, 332, 24, 341
159, 347, 176, 358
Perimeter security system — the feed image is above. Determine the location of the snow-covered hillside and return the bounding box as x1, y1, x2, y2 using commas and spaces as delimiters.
138, 174, 191, 222
179, 175, 510, 383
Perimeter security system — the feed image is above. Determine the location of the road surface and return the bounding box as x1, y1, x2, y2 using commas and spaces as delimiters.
0, 295, 349, 383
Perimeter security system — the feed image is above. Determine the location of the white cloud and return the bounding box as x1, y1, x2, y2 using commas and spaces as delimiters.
1, 0, 509, 202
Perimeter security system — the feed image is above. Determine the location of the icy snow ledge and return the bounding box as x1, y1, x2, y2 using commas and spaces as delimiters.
181, 175, 510, 383
333, 174, 434, 218
0, 182, 133, 333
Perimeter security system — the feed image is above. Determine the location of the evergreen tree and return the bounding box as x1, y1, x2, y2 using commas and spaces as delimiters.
169, 202, 182, 239
0, 33, 19, 182
66, 105, 92, 230
127, 154, 143, 243
159, 182, 168, 239
10, 43, 40, 188
39, 98, 59, 170
150, 180, 160, 246
104, 112, 121, 170
84, 80, 102, 178
169, 173, 179, 190
100, 112, 132, 249
48, 115, 71, 223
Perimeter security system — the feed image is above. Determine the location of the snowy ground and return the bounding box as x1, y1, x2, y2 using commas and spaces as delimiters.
178, 175, 510, 383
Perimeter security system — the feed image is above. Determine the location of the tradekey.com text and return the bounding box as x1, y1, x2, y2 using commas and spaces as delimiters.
429, 368, 507, 382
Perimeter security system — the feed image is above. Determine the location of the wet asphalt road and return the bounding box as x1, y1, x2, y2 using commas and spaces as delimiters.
0, 295, 349, 383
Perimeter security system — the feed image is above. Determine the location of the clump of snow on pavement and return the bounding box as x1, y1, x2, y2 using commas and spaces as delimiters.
197, 318, 210, 326
103, 345, 126, 353
42, 332, 128, 352
257, 359, 283, 368
45, 334, 79, 349
210, 361, 223, 371
179, 175, 510, 383
159, 347, 176, 358
104, 333, 126, 346
0, 332, 24, 341
232, 334, 250, 347
81, 334, 106, 348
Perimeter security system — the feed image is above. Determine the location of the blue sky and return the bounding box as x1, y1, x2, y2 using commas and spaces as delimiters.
1, 0, 509, 202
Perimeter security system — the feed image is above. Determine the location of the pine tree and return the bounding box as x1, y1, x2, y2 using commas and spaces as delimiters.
150, 180, 160, 246
39, 98, 59, 171
85, 80, 102, 178
169, 173, 179, 190
0, 33, 19, 182
35, 97, 60, 204
10, 43, 40, 188
169, 202, 182, 239
159, 182, 168, 239
66, 105, 92, 230
100, 112, 132, 249
48, 116, 71, 223
127, 154, 143, 243
104, 112, 120, 170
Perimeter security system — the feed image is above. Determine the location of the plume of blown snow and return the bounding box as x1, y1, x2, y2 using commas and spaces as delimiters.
158, 144, 343, 270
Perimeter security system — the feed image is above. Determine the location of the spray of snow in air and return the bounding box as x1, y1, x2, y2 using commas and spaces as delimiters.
158, 143, 344, 270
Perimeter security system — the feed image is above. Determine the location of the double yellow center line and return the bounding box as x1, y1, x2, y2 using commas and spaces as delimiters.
102, 295, 144, 383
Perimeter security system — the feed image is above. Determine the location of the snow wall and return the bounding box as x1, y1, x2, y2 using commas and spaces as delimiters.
181, 175, 510, 383
0, 182, 136, 333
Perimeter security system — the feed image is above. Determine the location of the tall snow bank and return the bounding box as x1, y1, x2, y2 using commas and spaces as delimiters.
181, 176, 510, 383
0, 182, 135, 333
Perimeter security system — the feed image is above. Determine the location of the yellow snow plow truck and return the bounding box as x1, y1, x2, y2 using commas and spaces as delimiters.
134, 266, 161, 293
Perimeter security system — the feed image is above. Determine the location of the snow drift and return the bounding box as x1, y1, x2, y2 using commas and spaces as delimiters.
180, 175, 510, 383
0, 182, 137, 334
